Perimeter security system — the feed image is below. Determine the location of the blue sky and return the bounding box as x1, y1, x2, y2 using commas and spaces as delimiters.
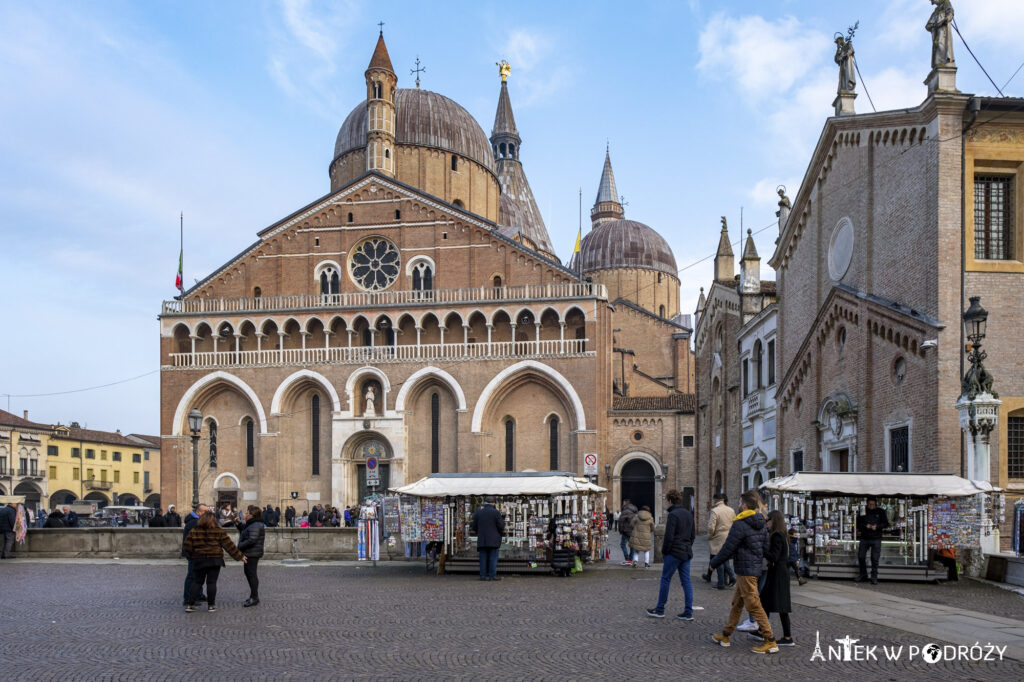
2, 0, 1023, 434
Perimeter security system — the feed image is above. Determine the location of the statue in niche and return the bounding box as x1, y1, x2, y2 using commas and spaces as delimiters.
926, 0, 956, 68
834, 33, 856, 94
364, 386, 376, 417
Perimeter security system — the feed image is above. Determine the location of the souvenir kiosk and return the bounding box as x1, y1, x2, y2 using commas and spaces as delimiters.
391, 472, 608, 575
761, 472, 1002, 582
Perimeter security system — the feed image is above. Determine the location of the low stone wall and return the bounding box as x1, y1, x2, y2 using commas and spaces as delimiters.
21, 527, 379, 561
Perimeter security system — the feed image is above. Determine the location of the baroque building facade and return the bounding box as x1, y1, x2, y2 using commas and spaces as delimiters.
159, 34, 694, 518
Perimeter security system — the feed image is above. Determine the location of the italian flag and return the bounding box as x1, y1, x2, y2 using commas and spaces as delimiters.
175, 249, 183, 292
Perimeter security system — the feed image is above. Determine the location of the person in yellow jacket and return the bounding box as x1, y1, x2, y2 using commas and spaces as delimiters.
702, 493, 737, 588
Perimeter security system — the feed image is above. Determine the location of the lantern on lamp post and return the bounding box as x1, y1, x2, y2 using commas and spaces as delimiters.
188, 408, 202, 510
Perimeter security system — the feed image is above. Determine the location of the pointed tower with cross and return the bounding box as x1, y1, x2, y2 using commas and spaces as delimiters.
365, 27, 397, 177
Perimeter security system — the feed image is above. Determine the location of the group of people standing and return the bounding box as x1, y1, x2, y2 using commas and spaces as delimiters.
181, 503, 265, 612
615, 499, 657, 568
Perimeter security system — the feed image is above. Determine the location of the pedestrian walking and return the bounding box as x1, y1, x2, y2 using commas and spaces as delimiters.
181, 511, 246, 612
703, 493, 737, 589
788, 527, 807, 585
182, 503, 210, 606
646, 490, 695, 620
855, 496, 889, 585
165, 505, 182, 527
618, 499, 638, 565
236, 506, 265, 607
0, 502, 17, 559
470, 496, 505, 581
710, 491, 778, 654
629, 506, 655, 568
734, 489, 769, 633
751, 510, 795, 647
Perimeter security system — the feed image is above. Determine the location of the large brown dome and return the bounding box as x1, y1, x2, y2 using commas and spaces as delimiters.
579, 219, 677, 276
334, 89, 496, 174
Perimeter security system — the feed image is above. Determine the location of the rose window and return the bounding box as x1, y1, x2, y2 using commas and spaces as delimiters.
349, 237, 400, 291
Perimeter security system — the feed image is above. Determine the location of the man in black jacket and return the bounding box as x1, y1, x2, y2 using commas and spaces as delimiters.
646, 490, 695, 620
164, 505, 182, 527
182, 503, 209, 605
618, 500, 638, 566
470, 496, 505, 581
710, 491, 777, 654
856, 496, 890, 585
0, 502, 16, 559
149, 509, 167, 528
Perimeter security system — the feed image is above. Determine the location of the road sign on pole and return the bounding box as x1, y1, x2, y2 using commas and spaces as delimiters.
366, 456, 380, 486
583, 452, 598, 477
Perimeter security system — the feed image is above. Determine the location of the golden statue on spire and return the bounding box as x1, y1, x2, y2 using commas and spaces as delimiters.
496, 60, 511, 82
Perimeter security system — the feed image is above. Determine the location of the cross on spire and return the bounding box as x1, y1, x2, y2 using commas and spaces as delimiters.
377, 20, 385, 35
411, 56, 426, 88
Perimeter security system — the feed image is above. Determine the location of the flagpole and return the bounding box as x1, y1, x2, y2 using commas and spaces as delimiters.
577, 188, 582, 281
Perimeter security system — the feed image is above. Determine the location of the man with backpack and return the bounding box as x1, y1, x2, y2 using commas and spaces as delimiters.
618, 499, 638, 566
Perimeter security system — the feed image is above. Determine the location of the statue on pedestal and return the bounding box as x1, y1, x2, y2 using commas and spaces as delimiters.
364, 386, 376, 417
834, 34, 856, 94
927, 0, 956, 68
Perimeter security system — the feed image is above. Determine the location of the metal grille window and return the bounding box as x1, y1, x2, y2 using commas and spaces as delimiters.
504, 419, 515, 472
890, 426, 909, 472
311, 395, 320, 476
974, 176, 1012, 260
1009, 415, 1024, 479
430, 393, 440, 474
768, 340, 776, 385
792, 450, 803, 472
549, 417, 559, 470
245, 419, 255, 468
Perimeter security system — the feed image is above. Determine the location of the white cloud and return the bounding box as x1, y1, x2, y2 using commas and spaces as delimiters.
697, 14, 827, 100
498, 28, 572, 108
957, 0, 1024, 49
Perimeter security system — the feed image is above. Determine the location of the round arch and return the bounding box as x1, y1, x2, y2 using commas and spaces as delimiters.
49, 490, 77, 508
345, 366, 392, 414
395, 366, 467, 412
213, 472, 241, 490
171, 371, 268, 435
84, 491, 110, 507
472, 360, 586, 433
271, 369, 342, 414
612, 451, 664, 521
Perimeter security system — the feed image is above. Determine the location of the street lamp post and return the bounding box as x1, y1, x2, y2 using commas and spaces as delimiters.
188, 408, 202, 510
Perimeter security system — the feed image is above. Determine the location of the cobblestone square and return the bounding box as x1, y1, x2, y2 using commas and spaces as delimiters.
2, 560, 1022, 681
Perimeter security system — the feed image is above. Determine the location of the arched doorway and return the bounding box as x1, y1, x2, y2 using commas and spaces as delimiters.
119, 494, 140, 506
84, 491, 110, 508
352, 438, 392, 503
213, 472, 240, 509
144, 493, 161, 509
620, 459, 656, 515
50, 490, 77, 509
14, 481, 42, 512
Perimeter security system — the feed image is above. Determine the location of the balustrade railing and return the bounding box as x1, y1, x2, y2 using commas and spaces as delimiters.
162, 282, 606, 315
168, 338, 591, 368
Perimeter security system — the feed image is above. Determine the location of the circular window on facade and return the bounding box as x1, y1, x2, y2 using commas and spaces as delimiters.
632, 430, 644, 442
349, 237, 400, 291
828, 216, 854, 282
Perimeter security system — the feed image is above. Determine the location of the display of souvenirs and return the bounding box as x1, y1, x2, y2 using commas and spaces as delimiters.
420, 498, 444, 541
399, 495, 422, 542
382, 495, 402, 536
929, 497, 981, 549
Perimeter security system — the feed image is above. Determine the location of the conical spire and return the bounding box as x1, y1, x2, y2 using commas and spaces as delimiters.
492, 82, 519, 138
368, 31, 394, 73
714, 217, 735, 281
595, 145, 619, 205
590, 145, 624, 227
696, 286, 706, 312
716, 217, 734, 257
742, 228, 759, 261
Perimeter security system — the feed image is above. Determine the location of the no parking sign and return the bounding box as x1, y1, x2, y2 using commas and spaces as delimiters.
583, 452, 598, 477
366, 456, 380, 486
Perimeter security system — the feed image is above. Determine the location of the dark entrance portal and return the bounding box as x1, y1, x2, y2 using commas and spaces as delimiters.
620, 459, 655, 513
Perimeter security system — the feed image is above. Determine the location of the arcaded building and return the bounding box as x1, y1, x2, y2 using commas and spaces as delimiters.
159, 34, 694, 517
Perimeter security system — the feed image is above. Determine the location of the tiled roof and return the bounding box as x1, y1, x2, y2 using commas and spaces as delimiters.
0, 409, 51, 431
127, 434, 161, 447
51, 426, 148, 448
612, 394, 695, 413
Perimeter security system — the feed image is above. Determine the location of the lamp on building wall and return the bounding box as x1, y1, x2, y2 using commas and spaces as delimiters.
963, 296, 987, 348
660, 461, 669, 481
188, 408, 202, 510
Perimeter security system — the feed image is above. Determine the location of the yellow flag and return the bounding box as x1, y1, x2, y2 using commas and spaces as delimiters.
573, 227, 581, 253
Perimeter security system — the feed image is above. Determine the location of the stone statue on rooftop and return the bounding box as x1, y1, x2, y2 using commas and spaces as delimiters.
926, 0, 956, 68
834, 34, 856, 94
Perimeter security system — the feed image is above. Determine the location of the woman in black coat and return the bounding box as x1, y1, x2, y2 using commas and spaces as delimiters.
758, 510, 794, 646
236, 506, 266, 607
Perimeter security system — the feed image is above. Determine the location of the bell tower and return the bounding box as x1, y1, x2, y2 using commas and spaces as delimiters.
365, 29, 397, 177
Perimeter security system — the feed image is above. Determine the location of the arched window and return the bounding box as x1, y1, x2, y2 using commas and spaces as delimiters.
754, 339, 764, 389
499, 142, 507, 157
384, 148, 390, 159
659, 305, 666, 317
311, 394, 320, 476
245, 419, 254, 468
504, 418, 515, 472
319, 267, 340, 295
492, 275, 502, 288
431, 392, 440, 474
395, 209, 401, 220
347, 212, 354, 223
208, 420, 217, 469
372, 81, 382, 99
714, 469, 723, 496
412, 262, 433, 293
253, 286, 262, 298
508, 144, 515, 159
549, 416, 559, 470
450, 155, 458, 171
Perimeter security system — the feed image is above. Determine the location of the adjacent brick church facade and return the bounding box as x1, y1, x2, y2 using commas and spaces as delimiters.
159, 34, 695, 518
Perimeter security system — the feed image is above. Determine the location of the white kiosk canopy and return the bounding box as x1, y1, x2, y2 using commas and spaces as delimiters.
762, 472, 999, 497
392, 472, 607, 497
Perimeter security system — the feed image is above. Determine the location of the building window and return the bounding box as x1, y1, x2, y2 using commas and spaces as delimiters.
133, 471, 140, 484
742, 475, 749, 492
350, 237, 400, 291
754, 340, 763, 389
659, 305, 666, 317
29, 459, 37, 475
72, 467, 79, 480
47, 445, 58, 457
0, 458, 6, 475
767, 340, 776, 385
49, 465, 57, 479
347, 212, 354, 223
742, 426, 754, 446
86, 468, 94, 480
100, 450, 107, 461
493, 275, 502, 288
451, 155, 458, 171
245, 419, 255, 468
412, 262, 433, 293
100, 470, 107, 483
549, 417, 559, 470
72, 447, 80, 458
889, 426, 909, 472
683, 435, 694, 447
114, 470, 120, 483
792, 450, 804, 472
113, 451, 122, 461
504, 418, 515, 472
395, 209, 401, 220
132, 453, 142, 463
742, 359, 749, 397
974, 175, 1013, 260
430, 393, 440, 474
372, 81, 382, 99
714, 470, 723, 495
312, 394, 320, 476
320, 267, 340, 295
143, 451, 148, 461
86, 449, 95, 459
1007, 414, 1024, 479
763, 417, 776, 440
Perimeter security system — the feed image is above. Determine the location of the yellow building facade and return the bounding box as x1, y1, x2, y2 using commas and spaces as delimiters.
47, 426, 161, 509
0, 409, 51, 512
